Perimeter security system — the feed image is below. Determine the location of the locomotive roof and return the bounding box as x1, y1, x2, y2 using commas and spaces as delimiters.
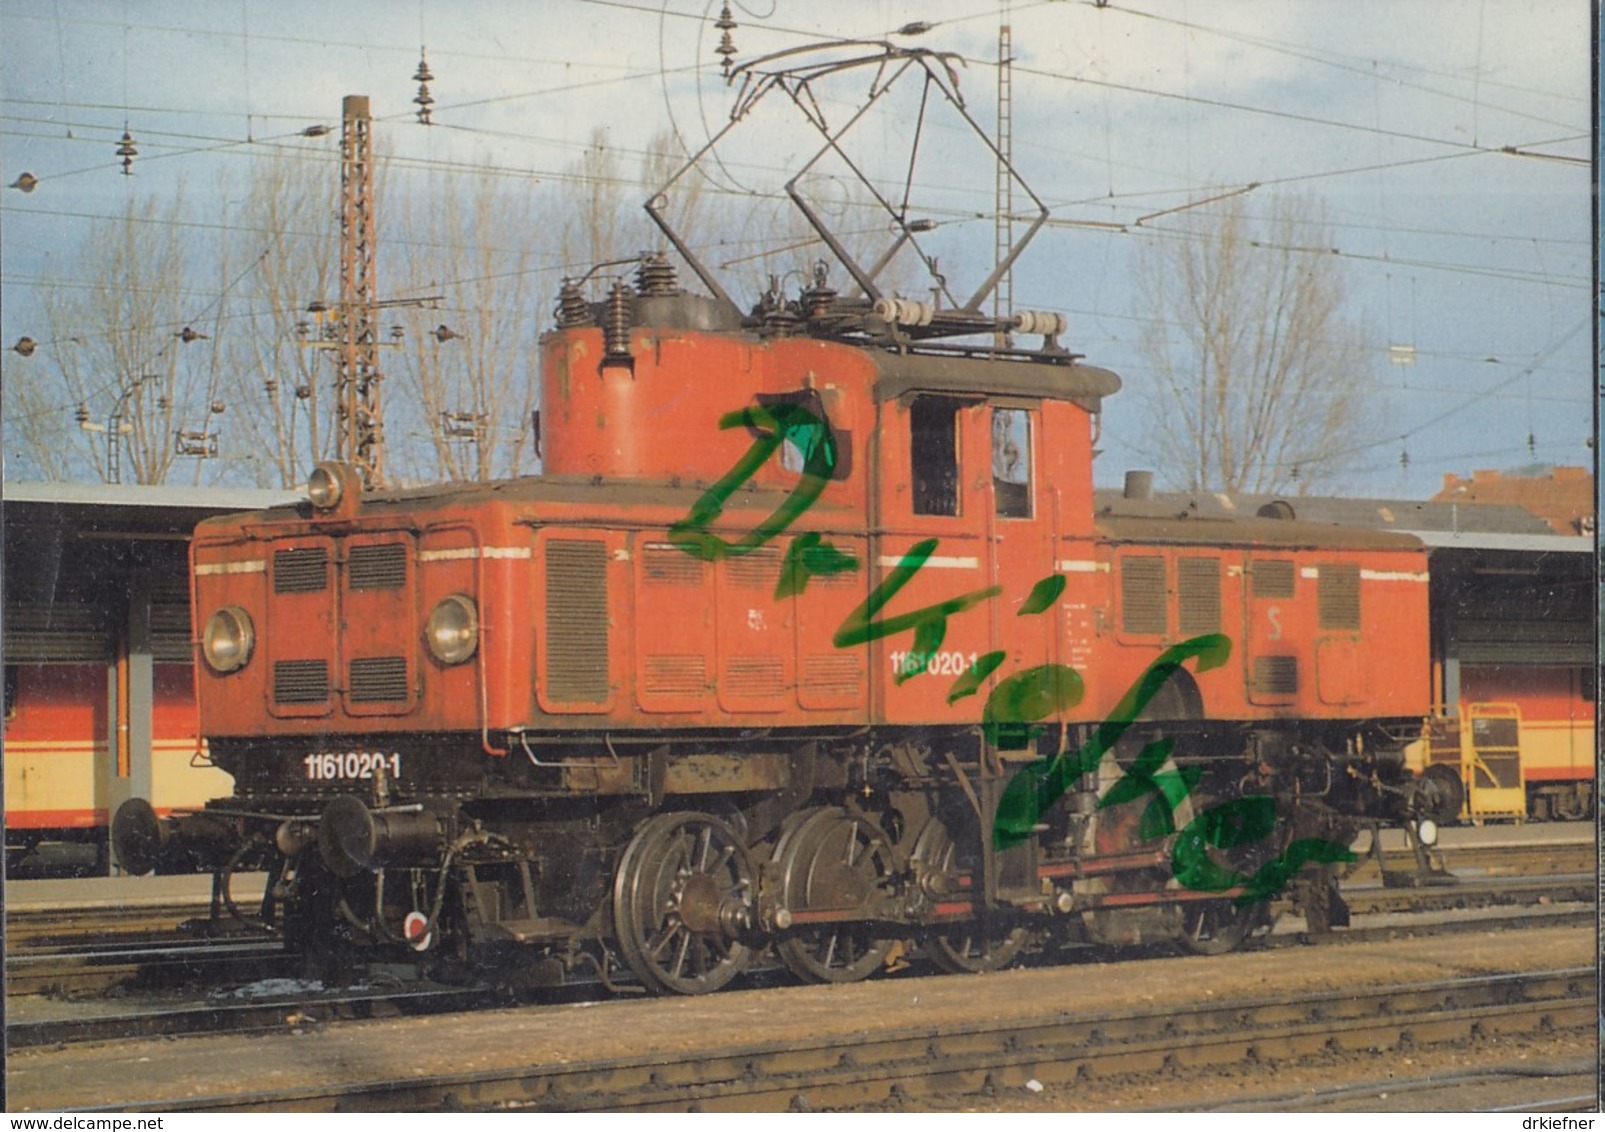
871, 350, 1121, 411
219, 473, 857, 527
1093, 485, 1556, 537
1094, 509, 1424, 552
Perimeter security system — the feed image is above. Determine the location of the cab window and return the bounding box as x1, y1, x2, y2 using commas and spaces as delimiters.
991, 407, 1032, 518
911, 396, 963, 516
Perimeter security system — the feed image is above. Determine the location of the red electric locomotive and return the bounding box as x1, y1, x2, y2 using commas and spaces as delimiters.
113, 44, 1445, 992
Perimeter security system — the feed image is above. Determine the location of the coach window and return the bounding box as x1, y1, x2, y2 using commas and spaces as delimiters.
991, 407, 1033, 519
911, 396, 964, 516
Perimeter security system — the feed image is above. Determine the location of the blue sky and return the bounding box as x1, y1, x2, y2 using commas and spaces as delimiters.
0, 0, 1591, 497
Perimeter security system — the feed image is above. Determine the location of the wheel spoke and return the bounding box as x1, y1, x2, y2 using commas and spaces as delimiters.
672, 926, 692, 978
646, 920, 681, 961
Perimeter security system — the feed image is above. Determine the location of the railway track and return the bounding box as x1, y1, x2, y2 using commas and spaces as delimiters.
5, 937, 292, 999
7, 917, 1590, 1112
16, 962, 1589, 1112
6, 883, 1592, 1051
501, 968, 1597, 1114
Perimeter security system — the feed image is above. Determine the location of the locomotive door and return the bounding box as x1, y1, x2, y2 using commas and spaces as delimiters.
265, 535, 338, 719
980, 401, 1055, 905
984, 402, 1057, 688
1242, 554, 1299, 707
338, 532, 419, 717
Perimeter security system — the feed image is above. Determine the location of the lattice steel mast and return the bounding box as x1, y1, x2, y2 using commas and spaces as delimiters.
337, 94, 383, 489
993, 19, 1014, 350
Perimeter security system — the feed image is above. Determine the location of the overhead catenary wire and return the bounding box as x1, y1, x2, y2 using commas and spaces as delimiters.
2, 2, 1587, 491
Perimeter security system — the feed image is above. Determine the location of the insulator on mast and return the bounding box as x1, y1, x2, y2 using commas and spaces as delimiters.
116, 129, 138, 175
413, 50, 435, 125
714, 4, 737, 76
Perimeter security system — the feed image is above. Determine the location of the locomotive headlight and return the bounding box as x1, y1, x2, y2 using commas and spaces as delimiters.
202, 606, 255, 673
307, 462, 344, 511
425, 595, 478, 664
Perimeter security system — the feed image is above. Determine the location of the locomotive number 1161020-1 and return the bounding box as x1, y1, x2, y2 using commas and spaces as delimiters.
303, 751, 403, 781
889, 649, 978, 678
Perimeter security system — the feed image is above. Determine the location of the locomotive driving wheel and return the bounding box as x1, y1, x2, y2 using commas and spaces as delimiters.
911, 814, 1028, 974
772, 807, 897, 984
1170, 792, 1276, 956
611, 811, 756, 995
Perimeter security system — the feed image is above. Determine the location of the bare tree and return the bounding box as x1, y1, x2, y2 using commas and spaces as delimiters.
387, 163, 545, 482
22, 193, 206, 485
215, 150, 340, 488
1130, 196, 1376, 495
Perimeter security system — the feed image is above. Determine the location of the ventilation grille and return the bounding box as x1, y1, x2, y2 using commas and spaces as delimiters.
274, 548, 329, 594
1251, 559, 1294, 599
724, 656, 785, 698
348, 543, 407, 591
1252, 656, 1298, 695
1318, 563, 1361, 630
641, 543, 704, 586
274, 659, 329, 704
1120, 556, 1167, 635
724, 546, 781, 589
1177, 557, 1221, 636
349, 656, 409, 702
546, 540, 609, 703
644, 655, 706, 697
808, 566, 857, 587
803, 654, 862, 697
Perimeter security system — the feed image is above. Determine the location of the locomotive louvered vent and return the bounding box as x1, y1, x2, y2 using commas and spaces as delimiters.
347, 543, 407, 590
809, 566, 857, 586
1177, 557, 1221, 636
1120, 556, 1167, 635
642, 543, 704, 585
724, 545, 782, 589
1251, 559, 1295, 599
546, 539, 609, 703
1252, 656, 1298, 695
274, 547, 329, 594
803, 654, 862, 696
724, 656, 785, 698
349, 656, 409, 702
1318, 563, 1361, 631
645, 655, 706, 697
274, 659, 329, 704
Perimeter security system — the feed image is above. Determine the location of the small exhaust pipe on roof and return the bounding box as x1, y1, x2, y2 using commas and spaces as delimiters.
1123, 470, 1153, 501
